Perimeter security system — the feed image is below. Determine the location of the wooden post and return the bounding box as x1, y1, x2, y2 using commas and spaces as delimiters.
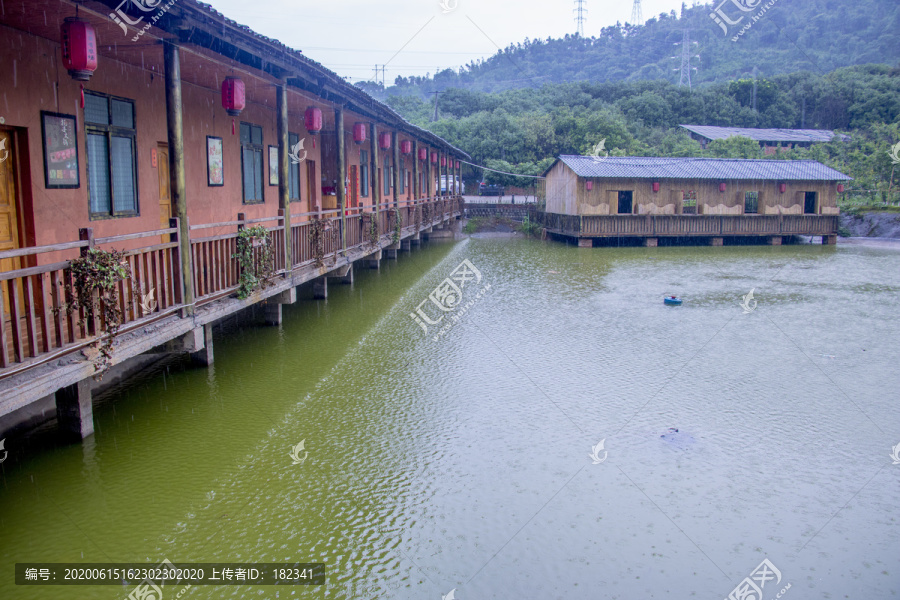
412, 141, 419, 201
425, 148, 432, 199
168, 217, 184, 306
392, 132, 400, 209
370, 123, 380, 211
163, 41, 194, 316
276, 83, 292, 270
335, 107, 346, 249
456, 159, 462, 196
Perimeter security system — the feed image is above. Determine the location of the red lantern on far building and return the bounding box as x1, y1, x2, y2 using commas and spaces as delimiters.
585, 180, 593, 191
60, 17, 98, 82
418, 147, 428, 161
430, 152, 438, 164
719, 182, 727, 193
440, 156, 447, 167
779, 183, 787, 193
652, 182, 660, 193
400, 140, 413, 155
455, 161, 460, 170
221, 76, 245, 117
837, 183, 845, 192
378, 132, 392, 149
305, 107, 323, 134
353, 123, 367, 144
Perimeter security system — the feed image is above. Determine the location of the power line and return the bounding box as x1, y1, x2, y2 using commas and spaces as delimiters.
673, 29, 699, 90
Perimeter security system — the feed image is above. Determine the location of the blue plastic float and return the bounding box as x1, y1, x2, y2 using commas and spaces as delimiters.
664, 295, 682, 306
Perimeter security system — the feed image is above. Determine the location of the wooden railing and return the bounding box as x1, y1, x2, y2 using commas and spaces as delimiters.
0, 197, 462, 376
540, 213, 839, 237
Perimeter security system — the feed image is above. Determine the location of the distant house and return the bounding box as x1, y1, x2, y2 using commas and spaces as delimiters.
539, 155, 850, 247
680, 125, 850, 154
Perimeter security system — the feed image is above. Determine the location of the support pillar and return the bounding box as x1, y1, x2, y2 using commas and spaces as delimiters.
710, 237, 724, 246
336, 108, 347, 249
822, 234, 837, 245
313, 276, 328, 299
767, 236, 783, 246
643, 237, 658, 247
327, 264, 353, 285
190, 323, 215, 366
263, 288, 295, 326
56, 379, 93, 440
276, 83, 292, 270
578, 238, 593, 248
370, 123, 380, 213
412, 141, 419, 200
163, 41, 195, 316
366, 249, 382, 269
392, 132, 400, 209
400, 239, 412, 252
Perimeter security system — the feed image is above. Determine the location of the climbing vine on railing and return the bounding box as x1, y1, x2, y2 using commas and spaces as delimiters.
390, 209, 402, 244
309, 217, 338, 267
233, 225, 274, 299
363, 213, 379, 247
60, 247, 132, 376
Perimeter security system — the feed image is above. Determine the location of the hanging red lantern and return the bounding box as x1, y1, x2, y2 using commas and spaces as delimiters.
455, 160, 460, 170
719, 182, 727, 193
418, 147, 428, 161
585, 180, 593, 191
430, 152, 438, 164
652, 182, 660, 193
60, 17, 97, 82
378, 132, 392, 149
400, 140, 413, 155
221, 76, 245, 117
353, 123, 367, 145
779, 183, 787, 193
837, 183, 845, 192
440, 156, 447, 167
305, 107, 323, 134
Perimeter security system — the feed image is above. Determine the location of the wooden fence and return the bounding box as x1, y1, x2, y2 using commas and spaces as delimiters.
0, 197, 461, 377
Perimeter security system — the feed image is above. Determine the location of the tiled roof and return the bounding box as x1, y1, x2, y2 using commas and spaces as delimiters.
554, 156, 852, 181
680, 125, 851, 143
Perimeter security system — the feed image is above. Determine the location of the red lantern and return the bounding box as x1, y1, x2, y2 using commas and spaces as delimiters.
400, 140, 413, 155
837, 184, 845, 192
353, 123, 367, 145
60, 17, 97, 82
378, 132, 392, 149
440, 156, 447, 167
430, 152, 438, 164
652, 182, 660, 193
305, 107, 323, 134
719, 182, 727, 193
585, 180, 593, 191
221, 76, 245, 117
455, 160, 460, 169
779, 183, 787, 193
418, 148, 428, 161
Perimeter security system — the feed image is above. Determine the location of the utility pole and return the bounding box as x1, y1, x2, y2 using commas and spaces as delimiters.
573, 0, 587, 36
631, 0, 643, 24
430, 90, 444, 122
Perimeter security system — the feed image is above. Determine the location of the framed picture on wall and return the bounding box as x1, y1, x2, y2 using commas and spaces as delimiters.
268, 145, 279, 185
207, 136, 224, 186
40, 111, 80, 189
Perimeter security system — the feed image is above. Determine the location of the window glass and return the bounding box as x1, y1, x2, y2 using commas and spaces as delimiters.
111, 99, 134, 128
111, 136, 136, 213
84, 94, 109, 125
744, 191, 759, 214
87, 134, 110, 213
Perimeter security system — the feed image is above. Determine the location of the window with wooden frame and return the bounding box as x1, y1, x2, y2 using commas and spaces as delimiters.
240, 122, 264, 204
360, 150, 369, 197
383, 157, 391, 196
744, 191, 759, 214
84, 92, 138, 218
288, 132, 301, 202
682, 190, 697, 214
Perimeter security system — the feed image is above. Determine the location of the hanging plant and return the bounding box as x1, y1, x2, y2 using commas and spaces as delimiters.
232, 225, 274, 299
60, 247, 132, 376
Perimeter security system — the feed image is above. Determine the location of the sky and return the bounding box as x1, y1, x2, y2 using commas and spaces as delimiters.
204, 0, 702, 86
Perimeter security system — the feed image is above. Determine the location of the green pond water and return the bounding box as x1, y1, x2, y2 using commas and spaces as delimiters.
1, 236, 899, 599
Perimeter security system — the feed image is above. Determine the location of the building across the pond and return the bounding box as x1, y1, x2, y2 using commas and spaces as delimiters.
539, 155, 850, 247
679, 125, 851, 153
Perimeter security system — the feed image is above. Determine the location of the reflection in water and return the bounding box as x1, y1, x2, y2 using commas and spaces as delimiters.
0, 238, 898, 599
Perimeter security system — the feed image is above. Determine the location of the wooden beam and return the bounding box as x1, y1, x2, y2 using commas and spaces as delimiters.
336, 108, 347, 249
276, 82, 292, 268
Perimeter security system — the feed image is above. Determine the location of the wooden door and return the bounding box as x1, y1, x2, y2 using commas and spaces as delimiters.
0, 129, 22, 322
157, 143, 171, 240
349, 165, 358, 210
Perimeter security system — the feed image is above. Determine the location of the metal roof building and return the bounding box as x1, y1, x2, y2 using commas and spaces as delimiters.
679, 125, 851, 150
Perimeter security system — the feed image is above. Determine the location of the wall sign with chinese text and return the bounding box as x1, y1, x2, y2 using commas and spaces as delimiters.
41, 111, 79, 188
